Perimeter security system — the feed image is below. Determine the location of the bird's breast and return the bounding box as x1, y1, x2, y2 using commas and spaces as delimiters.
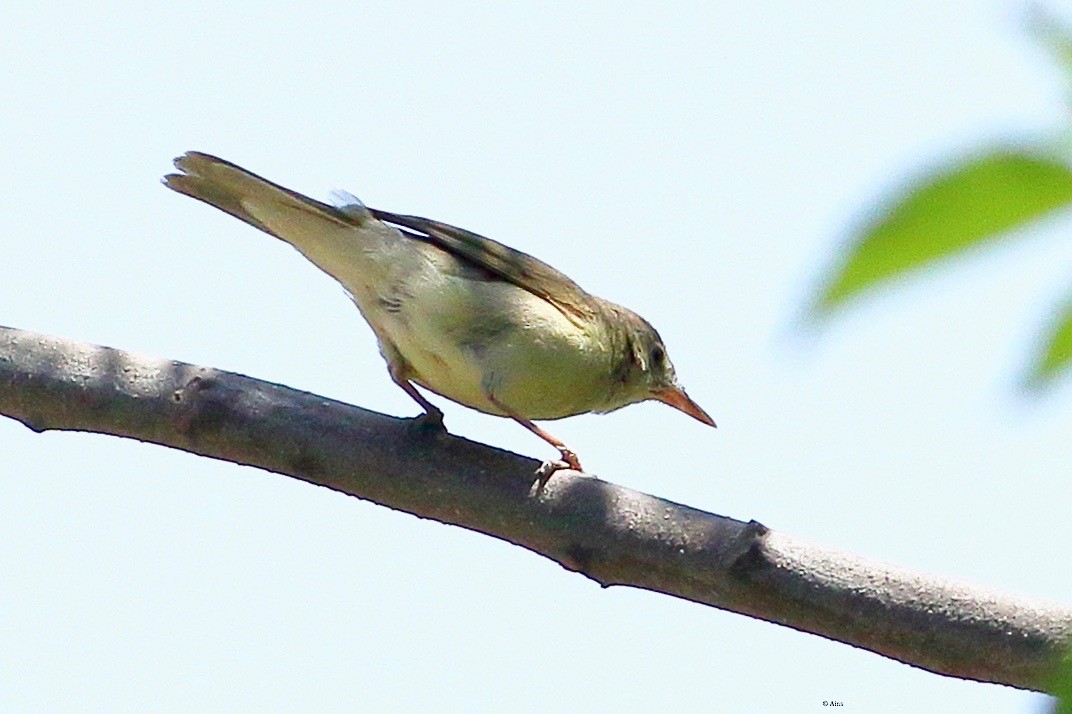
362, 272, 628, 419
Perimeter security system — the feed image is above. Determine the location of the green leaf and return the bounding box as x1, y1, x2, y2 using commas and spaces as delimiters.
1026, 296, 1072, 390
817, 150, 1072, 312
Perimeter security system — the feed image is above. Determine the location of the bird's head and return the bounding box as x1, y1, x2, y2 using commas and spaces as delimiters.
612, 308, 716, 428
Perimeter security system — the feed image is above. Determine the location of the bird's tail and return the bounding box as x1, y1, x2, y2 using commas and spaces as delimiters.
163, 151, 365, 240
163, 151, 410, 296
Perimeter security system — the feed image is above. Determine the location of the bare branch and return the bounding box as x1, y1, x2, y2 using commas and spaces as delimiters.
1, 325, 1068, 691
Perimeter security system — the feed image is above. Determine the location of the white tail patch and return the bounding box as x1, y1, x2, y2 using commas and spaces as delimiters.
329, 189, 368, 218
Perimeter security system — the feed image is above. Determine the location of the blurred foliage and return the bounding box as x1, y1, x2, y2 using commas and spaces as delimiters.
1032, 298, 1072, 388
814, 12, 1072, 391
818, 151, 1072, 310
1052, 641, 1072, 713
1030, 5, 1072, 84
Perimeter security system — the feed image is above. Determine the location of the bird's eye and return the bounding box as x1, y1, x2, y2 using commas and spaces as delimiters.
649, 344, 665, 367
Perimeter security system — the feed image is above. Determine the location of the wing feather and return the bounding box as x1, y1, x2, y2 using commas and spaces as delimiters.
369, 209, 597, 324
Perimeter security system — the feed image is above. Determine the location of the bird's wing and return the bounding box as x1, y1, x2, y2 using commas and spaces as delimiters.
166, 151, 597, 325
369, 208, 598, 324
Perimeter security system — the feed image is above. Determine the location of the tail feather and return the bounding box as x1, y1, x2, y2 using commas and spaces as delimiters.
164, 152, 408, 300
163, 152, 364, 239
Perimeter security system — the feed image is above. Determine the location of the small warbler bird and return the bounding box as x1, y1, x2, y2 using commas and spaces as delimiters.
165, 152, 714, 478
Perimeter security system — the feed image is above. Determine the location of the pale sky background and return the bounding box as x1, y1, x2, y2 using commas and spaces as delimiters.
2, 2, 1070, 712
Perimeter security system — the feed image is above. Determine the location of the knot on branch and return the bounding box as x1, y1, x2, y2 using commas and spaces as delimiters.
173, 374, 229, 439
725, 519, 771, 576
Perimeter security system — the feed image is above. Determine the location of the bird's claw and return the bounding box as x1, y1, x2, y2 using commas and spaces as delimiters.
558, 447, 582, 472
532, 449, 584, 494
535, 459, 572, 481
533, 459, 570, 495
533, 449, 582, 480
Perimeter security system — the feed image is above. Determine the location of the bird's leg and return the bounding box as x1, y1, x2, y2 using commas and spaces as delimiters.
515, 419, 583, 473
485, 393, 583, 477
388, 365, 445, 431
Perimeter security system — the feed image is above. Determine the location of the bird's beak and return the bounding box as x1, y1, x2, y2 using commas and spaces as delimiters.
653, 385, 716, 427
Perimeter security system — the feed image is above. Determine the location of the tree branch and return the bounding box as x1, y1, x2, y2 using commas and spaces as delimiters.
1, 325, 1068, 691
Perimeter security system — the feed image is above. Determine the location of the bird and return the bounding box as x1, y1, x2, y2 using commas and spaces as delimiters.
164, 152, 714, 479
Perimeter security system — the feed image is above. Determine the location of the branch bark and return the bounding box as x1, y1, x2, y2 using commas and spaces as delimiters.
1, 325, 1068, 691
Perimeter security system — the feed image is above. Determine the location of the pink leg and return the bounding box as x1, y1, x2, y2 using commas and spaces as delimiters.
486, 393, 583, 475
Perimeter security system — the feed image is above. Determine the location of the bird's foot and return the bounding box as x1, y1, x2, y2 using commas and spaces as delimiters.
533, 459, 570, 494
408, 407, 446, 433
532, 449, 584, 494
535, 459, 572, 481
534, 447, 582, 480
558, 447, 582, 472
